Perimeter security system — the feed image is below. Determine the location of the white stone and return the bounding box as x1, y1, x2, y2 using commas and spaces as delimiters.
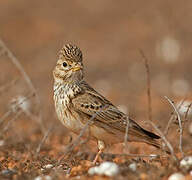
88, 161, 119, 177
190, 170, 192, 176
34, 176, 52, 180
180, 156, 192, 169
34, 176, 42, 180
149, 154, 158, 160
176, 100, 192, 116
168, 173, 185, 180
0, 140, 4, 146
43, 164, 53, 169
128, 163, 137, 171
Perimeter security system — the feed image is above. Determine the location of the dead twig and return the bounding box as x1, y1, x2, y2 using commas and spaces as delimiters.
139, 50, 152, 122
164, 96, 184, 158
124, 113, 130, 152
0, 110, 12, 125
0, 110, 23, 136
0, 93, 35, 125
36, 126, 53, 154
164, 113, 175, 136
183, 102, 192, 129
164, 98, 187, 136
0, 39, 44, 131
0, 79, 18, 95
147, 120, 178, 163
102, 152, 163, 159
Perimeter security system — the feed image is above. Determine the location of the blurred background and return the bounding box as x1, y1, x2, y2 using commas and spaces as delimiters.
0, 0, 192, 154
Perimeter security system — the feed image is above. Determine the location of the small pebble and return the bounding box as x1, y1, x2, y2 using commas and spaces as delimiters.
149, 154, 159, 160
128, 163, 137, 171
168, 173, 185, 180
88, 161, 119, 177
1, 169, 16, 176
180, 156, 192, 169
190, 170, 192, 176
34, 175, 52, 180
0, 140, 4, 146
43, 164, 53, 169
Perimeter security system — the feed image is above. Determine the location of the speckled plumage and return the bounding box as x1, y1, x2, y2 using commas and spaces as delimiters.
53, 44, 161, 163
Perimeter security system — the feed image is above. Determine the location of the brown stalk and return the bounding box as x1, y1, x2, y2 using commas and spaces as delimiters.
183, 102, 192, 129
36, 126, 53, 154
164, 96, 184, 158
0, 93, 35, 125
139, 50, 152, 122
0, 110, 23, 136
147, 120, 178, 163
0, 39, 44, 131
124, 113, 130, 152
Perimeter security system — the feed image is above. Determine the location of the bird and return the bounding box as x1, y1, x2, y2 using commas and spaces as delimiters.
53, 44, 161, 164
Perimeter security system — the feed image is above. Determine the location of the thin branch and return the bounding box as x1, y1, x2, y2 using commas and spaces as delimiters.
183, 102, 192, 128
164, 113, 175, 136
124, 113, 130, 152
146, 120, 178, 163
0, 93, 35, 125
0, 39, 44, 131
139, 50, 152, 122
0, 110, 23, 136
36, 126, 53, 154
102, 152, 163, 159
164, 98, 187, 136
164, 96, 184, 158
0, 78, 18, 95
0, 110, 12, 125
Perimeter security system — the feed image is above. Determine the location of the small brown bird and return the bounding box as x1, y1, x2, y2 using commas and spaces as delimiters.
53, 44, 161, 163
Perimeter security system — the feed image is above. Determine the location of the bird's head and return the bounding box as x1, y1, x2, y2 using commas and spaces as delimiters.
53, 44, 84, 84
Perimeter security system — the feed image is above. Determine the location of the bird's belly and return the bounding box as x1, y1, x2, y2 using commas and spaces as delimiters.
55, 105, 85, 134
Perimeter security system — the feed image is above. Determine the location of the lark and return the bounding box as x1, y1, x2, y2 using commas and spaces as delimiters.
53, 44, 161, 163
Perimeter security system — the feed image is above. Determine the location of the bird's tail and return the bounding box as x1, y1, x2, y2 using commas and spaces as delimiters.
141, 128, 171, 154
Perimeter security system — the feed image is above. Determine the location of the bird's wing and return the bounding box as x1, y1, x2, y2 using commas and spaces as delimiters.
72, 81, 160, 139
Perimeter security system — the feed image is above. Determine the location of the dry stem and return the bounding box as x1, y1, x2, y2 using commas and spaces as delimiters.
0, 110, 23, 136
0, 93, 35, 125
36, 126, 53, 154
183, 102, 192, 129
164, 96, 184, 158
139, 50, 152, 122
147, 120, 178, 163
0, 39, 44, 131
124, 113, 130, 152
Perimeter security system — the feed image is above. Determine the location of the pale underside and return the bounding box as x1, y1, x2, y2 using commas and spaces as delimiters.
54, 81, 160, 147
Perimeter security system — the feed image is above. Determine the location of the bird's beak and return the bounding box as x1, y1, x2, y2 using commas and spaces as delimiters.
72, 64, 82, 72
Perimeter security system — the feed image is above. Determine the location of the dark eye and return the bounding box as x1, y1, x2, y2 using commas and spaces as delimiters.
63, 62, 68, 67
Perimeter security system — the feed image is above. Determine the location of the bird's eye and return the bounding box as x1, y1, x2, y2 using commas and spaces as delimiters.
63, 62, 68, 67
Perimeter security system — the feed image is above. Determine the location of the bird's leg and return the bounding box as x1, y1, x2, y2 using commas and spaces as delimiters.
93, 140, 105, 164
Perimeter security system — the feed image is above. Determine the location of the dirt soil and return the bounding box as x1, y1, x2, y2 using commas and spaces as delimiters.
0, 0, 192, 179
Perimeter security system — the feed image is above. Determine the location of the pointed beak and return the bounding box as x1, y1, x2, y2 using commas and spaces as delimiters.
72, 64, 82, 72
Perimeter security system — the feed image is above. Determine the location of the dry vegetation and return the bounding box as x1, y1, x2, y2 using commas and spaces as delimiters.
0, 1, 192, 179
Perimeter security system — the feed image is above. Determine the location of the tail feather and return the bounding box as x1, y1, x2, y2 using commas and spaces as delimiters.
141, 128, 160, 139
139, 127, 171, 154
